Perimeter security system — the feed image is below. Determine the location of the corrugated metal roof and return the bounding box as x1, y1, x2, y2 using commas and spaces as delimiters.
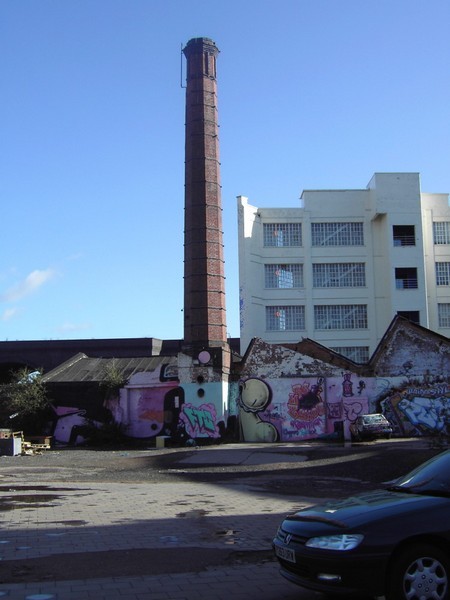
42, 354, 178, 384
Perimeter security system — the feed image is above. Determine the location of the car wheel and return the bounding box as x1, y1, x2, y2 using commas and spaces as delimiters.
387, 542, 450, 600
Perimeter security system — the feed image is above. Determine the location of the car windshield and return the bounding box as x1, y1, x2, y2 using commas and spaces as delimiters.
363, 415, 385, 424
388, 450, 450, 496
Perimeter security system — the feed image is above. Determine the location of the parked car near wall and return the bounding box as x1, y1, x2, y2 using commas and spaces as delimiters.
350, 413, 393, 441
273, 449, 450, 600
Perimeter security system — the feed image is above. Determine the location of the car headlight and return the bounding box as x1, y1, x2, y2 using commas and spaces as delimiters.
305, 534, 364, 551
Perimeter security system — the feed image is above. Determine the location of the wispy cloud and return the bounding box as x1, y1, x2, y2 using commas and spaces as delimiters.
0, 268, 56, 303
1, 307, 20, 321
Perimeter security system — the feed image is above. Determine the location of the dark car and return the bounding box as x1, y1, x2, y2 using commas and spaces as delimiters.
273, 449, 450, 599
350, 413, 393, 441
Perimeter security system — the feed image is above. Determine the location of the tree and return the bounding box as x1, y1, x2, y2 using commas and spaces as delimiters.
99, 359, 128, 400
0, 368, 50, 431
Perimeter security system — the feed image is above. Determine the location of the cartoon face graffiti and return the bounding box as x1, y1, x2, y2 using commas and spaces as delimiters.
238, 378, 278, 442
239, 378, 272, 412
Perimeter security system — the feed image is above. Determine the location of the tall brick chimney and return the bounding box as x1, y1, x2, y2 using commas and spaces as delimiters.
182, 37, 228, 350
177, 36, 230, 440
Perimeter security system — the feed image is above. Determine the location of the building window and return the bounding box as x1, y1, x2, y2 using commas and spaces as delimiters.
433, 222, 450, 245
436, 262, 450, 286
263, 223, 302, 247
265, 264, 303, 288
438, 304, 450, 327
314, 305, 367, 330
313, 263, 366, 287
266, 305, 305, 331
311, 222, 363, 246
393, 225, 415, 246
397, 311, 420, 325
395, 267, 418, 289
330, 346, 370, 363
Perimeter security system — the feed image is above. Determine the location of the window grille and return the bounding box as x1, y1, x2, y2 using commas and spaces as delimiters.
314, 305, 368, 330
393, 225, 415, 246
265, 264, 303, 288
311, 222, 363, 246
313, 263, 365, 287
330, 346, 369, 363
395, 268, 418, 289
436, 262, 450, 286
266, 305, 305, 331
433, 222, 450, 245
438, 304, 450, 327
263, 223, 302, 247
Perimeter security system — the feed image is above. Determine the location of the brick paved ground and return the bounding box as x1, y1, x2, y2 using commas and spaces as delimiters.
0, 440, 429, 599
0, 454, 323, 599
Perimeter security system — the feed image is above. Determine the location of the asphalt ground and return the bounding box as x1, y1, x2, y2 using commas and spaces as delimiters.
0, 438, 443, 600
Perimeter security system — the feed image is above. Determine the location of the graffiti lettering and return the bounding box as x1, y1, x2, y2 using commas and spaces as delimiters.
290, 417, 323, 432
180, 403, 220, 438
399, 397, 447, 432
405, 384, 449, 398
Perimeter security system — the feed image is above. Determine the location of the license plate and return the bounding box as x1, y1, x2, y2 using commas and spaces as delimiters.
275, 544, 295, 563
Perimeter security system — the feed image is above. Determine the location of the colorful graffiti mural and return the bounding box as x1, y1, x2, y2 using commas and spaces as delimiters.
50, 365, 230, 444
381, 382, 450, 437
105, 369, 180, 439
49, 360, 450, 445
238, 373, 372, 442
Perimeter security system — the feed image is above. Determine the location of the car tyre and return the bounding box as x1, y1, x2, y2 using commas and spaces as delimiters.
387, 542, 450, 600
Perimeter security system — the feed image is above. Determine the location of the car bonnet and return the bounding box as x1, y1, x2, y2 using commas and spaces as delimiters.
283, 489, 446, 531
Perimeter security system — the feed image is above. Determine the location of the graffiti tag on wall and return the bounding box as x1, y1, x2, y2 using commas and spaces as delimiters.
180, 403, 221, 438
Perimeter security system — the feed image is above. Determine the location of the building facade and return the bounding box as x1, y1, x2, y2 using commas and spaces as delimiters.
238, 173, 450, 357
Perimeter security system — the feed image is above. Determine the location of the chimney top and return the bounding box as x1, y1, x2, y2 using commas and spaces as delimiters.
183, 37, 219, 55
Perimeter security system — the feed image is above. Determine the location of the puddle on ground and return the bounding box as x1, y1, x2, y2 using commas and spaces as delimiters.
0, 494, 62, 510
176, 509, 208, 518
0, 485, 89, 511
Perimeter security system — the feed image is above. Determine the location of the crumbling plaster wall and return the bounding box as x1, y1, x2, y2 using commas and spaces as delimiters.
239, 338, 344, 380
372, 327, 449, 378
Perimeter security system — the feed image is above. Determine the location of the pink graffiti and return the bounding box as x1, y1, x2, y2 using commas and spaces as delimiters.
343, 401, 364, 421
287, 395, 325, 422
287, 381, 324, 421
180, 403, 220, 438
290, 417, 323, 432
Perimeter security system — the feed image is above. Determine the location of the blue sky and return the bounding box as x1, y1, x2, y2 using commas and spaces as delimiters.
1, 0, 449, 342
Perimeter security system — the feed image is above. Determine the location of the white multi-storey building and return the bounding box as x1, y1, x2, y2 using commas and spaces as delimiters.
238, 173, 450, 359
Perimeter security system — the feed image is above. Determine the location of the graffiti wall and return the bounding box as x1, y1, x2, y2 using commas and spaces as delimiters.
107, 378, 228, 442
50, 363, 180, 445
238, 373, 373, 442
381, 381, 450, 437
178, 382, 227, 439
107, 372, 180, 439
